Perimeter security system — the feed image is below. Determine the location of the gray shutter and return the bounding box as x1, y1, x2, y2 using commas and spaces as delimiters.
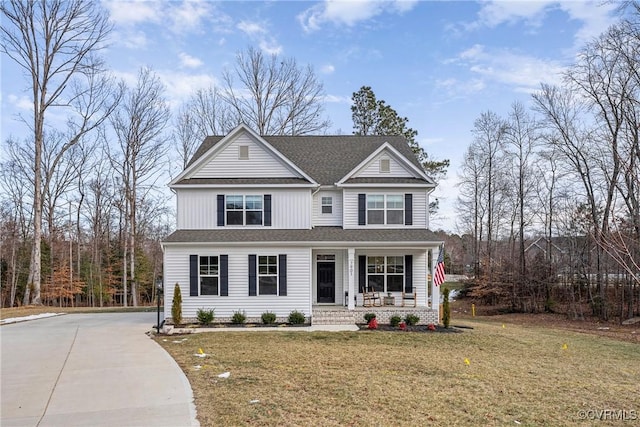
405, 193, 413, 225
264, 194, 272, 226
217, 195, 225, 226
278, 254, 287, 296
248, 255, 257, 296
189, 255, 198, 296
220, 255, 228, 296
359, 255, 366, 292
405, 255, 413, 293
358, 194, 366, 225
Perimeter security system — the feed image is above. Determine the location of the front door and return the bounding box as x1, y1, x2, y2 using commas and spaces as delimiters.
317, 261, 335, 303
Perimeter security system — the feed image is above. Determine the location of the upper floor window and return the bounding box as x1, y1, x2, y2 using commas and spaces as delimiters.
367, 194, 404, 225
321, 196, 333, 214
226, 195, 263, 225
199, 256, 219, 295
258, 255, 278, 295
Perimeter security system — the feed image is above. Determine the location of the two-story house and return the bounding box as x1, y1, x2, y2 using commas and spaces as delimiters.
162, 124, 443, 324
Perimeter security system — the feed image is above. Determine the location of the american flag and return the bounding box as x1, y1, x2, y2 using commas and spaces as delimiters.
434, 245, 445, 286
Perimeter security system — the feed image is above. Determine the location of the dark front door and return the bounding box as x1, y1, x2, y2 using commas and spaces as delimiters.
317, 262, 335, 303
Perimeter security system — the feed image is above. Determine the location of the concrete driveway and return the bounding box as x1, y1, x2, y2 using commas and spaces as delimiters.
1, 312, 198, 427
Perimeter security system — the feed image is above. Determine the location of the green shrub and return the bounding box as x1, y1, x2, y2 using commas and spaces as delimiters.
390, 315, 402, 327
442, 287, 451, 328
231, 310, 247, 324
363, 312, 376, 323
288, 310, 306, 325
261, 311, 277, 324
404, 313, 420, 326
171, 283, 182, 325
196, 308, 215, 325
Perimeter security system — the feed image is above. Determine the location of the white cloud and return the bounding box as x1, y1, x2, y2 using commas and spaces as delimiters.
320, 64, 335, 74
237, 20, 266, 35
560, 2, 618, 47
7, 94, 33, 111
449, 45, 565, 94
323, 94, 350, 104
178, 52, 203, 69
258, 40, 283, 56
156, 71, 217, 109
167, 0, 213, 34
476, 1, 553, 28
102, 0, 161, 26
298, 0, 418, 33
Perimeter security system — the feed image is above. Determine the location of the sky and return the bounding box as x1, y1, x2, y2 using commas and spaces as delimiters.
0, 0, 624, 232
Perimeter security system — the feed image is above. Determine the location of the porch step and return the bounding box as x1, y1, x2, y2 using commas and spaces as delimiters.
312, 309, 357, 326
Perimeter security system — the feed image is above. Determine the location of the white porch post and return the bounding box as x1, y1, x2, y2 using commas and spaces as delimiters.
431, 247, 440, 319
348, 248, 355, 310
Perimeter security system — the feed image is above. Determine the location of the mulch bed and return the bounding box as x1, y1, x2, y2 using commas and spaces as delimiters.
358, 324, 463, 333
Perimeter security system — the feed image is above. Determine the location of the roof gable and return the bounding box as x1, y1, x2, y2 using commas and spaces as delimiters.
171, 124, 316, 186
180, 128, 435, 186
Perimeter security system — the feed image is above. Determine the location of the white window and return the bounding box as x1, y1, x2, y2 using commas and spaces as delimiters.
321, 196, 333, 214
367, 195, 385, 224
226, 195, 263, 225
258, 255, 278, 295
366, 256, 404, 293
367, 195, 404, 225
238, 145, 249, 160
199, 256, 219, 295
380, 158, 390, 173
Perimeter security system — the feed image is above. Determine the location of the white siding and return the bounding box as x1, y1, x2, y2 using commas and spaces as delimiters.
312, 190, 343, 227
343, 189, 428, 229
163, 245, 312, 319
355, 152, 416, 178
192, 134, 300, 179
176, 188, 311, 229
354, 250, 428, 307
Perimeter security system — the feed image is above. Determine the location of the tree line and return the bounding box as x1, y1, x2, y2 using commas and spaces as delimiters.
456, 5, 640, 322
0, 0, 448, 308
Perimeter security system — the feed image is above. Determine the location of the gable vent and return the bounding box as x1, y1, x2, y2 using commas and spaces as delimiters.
238, 145, 249, 160
380, 158, 390, 173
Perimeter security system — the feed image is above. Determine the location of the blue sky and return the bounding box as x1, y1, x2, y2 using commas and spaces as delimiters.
0, 1, 622, 232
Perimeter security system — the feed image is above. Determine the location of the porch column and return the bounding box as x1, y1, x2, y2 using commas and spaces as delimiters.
431, 247, 440, 318
347, 248, 355, 310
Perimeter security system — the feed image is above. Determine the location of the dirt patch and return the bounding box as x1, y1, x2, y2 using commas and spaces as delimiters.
452, 300, 640, 344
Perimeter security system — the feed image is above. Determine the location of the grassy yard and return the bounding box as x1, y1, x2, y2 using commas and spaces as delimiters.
157, 322, 640, 426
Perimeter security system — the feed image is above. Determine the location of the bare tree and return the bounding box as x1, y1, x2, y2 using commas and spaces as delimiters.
1, 0, 116, 304
110, 68, 170, 307
221, 46, 330, 135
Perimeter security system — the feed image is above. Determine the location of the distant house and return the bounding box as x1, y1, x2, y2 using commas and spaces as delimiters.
161, 124, 443, 323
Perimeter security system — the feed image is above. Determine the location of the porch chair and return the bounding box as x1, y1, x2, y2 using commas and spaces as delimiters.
401, 290, 416, 307
362, 287, 381, 307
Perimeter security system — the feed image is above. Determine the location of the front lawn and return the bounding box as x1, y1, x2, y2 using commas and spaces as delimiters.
157, 321, 640, 426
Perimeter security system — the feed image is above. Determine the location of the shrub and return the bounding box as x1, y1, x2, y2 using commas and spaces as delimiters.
196, 308, 215, 325
442, 287, 451, 328
171, 283, 182, 325
363, 312, 376, 323
288, 310, 306, 325
231, 310, 247, 324
404, 313, 420, 326
261, 311, 277, 324
390, 315, 402, 327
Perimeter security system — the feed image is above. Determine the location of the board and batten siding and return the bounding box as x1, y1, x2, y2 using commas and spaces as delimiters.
355, 152, 416, 178
312, 190, 343, 227
191, 133, 300, 179
176, 188, 311, 229
163, 245, 312, 319
342, 188, 428, 229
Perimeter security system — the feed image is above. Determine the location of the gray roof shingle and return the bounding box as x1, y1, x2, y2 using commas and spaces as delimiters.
164, 227, 441, 245
187, 134, 430, 186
